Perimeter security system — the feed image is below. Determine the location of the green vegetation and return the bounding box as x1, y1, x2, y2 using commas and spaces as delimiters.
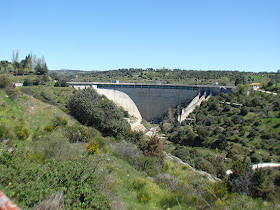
50, 68, 280, 87
161, 84, 280, 202
1, 61, 280, 208
67, 88, 130, 137
0, 86, 239, 209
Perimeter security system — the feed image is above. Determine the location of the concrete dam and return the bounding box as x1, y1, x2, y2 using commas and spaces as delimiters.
69, 82, 233, 121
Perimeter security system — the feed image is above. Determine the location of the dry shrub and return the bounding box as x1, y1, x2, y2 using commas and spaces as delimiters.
34, 192, 63, 210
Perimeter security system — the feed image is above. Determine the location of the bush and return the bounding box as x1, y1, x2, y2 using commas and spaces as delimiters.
14, 122, 29, 140
114, 141, 162, 173
194, 157, 215, 174
67, 88, 130, 137
240, 106, 249, 116
0, 146, 111, 209
131, 179, 146, 191
44, 125, 54, 132
23, 77, 33, 86
232, 115, 243, 124
137, 190, 151, 203
40, 90, 55, 101
0, 124, 14, 141
5, 87, 20, 100
52, 117, 67, 127
160, 192, 184, 208
144, 135, 164, 159
86, 140, 99, 154
0, 75, 10, 88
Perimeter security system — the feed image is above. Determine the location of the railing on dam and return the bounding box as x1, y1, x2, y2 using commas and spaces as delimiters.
69, 82, 233, 91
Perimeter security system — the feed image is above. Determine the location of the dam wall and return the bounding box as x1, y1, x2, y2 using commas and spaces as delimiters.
70, 82, 233, 121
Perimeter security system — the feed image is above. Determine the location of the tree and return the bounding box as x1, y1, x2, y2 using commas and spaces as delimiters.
144, 135, 164, 160
0, 75, 10, 88
67, 88, 130, 137
219, 76, 230, 86
228, 157, 253, 194
23, 77, 33, 86
252, 168, 275, 200
12, 49, 19, 64
35, 64, 48, 75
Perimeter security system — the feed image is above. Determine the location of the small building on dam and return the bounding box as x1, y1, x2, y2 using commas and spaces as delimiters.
69, 82, 233, 122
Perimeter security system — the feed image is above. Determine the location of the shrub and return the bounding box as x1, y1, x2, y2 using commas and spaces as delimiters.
14, 123, 29, 140
0, 124, 14, 141
194, 157, 215, 174
67, 88, 130, 137
34, 133, 71, 160
86, 140, 99, 154
137, 190, 151, 203
232, 115, 243, 124
94, 135, 107, 149
44, 125, 54, 132
0, 75, 10, 88
114, 141, 162, 173
64, 124, 98, 143
144, 135, 164, 159
52, 117, 67, 127
32, 130, 42, 142
160, 192, 184, 208
23, 77, 33, 86
162, 122, 173, 133
131, 179, 146, 191
20, 87, 34, 95
0, 146, 111, 209
5, 87, 20, 100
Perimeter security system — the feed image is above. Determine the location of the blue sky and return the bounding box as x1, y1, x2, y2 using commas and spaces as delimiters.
0, 0, 279, 72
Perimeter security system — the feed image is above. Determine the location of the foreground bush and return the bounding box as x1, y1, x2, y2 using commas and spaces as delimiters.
0, 145, 111, 209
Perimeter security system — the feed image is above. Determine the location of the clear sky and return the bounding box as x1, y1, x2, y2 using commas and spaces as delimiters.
0, 0, 279, 72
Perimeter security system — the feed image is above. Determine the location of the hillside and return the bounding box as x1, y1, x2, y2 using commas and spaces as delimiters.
161, 84, 280, 201
0, 74, 279, 209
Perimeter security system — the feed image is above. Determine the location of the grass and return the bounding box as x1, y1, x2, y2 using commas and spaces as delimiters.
0, 89, 76, 142
1, 82, 277, 209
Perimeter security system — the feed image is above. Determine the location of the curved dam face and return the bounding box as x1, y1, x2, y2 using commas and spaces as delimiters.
71, 85, 142, 120
95, 89, 142, 119
70, 82, 233, 122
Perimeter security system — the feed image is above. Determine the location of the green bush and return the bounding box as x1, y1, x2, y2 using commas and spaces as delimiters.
131, 179, 146, 191
64, 124, 99, 143
14, 123, 29, 140
0, 124, 14, 141
67, 88, 130, 137
44, 125, 54, 132
0, 146, 111, 209
0, 75, 10, 88
51, 117, 67, 127
160, 192, 184, 208
137, 190, 151, 203
6, 87, 20, 100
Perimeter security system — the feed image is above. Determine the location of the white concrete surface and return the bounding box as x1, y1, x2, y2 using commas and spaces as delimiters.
96, 89, 142, 120
226, 163, 280, 175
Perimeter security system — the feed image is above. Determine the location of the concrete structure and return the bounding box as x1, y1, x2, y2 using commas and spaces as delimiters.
69, 82, 233, 121
226, 163, 280, 175
178, 92, 211, 123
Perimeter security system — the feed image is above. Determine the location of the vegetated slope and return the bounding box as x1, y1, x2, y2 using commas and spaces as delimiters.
0, 89, 224, 209
161, 84, 280, 201
20, 85, 75, 112
0, 82, 276, 209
